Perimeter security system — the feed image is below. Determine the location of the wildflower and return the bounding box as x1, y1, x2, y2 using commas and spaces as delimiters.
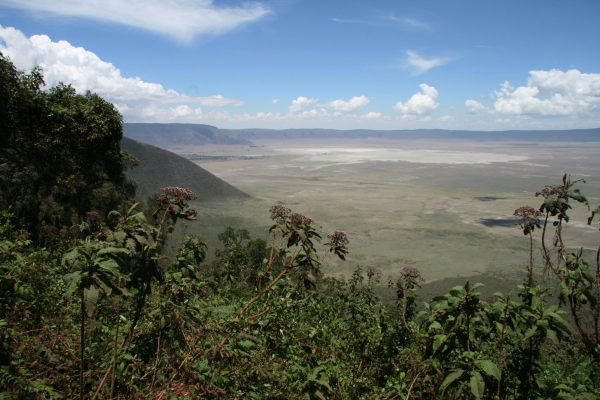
269, 205, 291, 222
326, 230, 349, 246
290, 212, 313, 228
535, 185, 569, 199
400, 266, 424, 290
513, 205, 542, 222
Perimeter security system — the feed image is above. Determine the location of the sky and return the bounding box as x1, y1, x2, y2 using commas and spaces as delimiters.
0, 0, 599, 131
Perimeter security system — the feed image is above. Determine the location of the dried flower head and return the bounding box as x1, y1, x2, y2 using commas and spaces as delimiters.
535, 185, 569, 199
160, 187, 198, 201
400, 266, 424, 290
513, 205, 542, 221
326, 230, 349, 246
269, 205, 291, 222
366, 265, 382, 282
290, 212, 313, 227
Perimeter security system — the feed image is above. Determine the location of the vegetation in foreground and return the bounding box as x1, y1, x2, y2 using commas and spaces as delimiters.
1, 54, 600, 399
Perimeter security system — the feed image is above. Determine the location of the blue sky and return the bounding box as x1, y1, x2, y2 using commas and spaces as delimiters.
1, 0, 599, 130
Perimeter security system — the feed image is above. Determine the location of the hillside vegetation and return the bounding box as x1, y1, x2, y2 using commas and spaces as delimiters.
2, 55, 600, 400
120, 137, 250, 203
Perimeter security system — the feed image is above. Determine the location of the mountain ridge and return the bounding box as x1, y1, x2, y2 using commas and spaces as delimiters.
123, 123, 600, 145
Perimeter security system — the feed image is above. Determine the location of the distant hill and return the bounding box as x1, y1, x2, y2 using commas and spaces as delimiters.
124, 123, 600, 147
124, 123, 252, 147
223, 127, 600, 142
121, 137, 250, 202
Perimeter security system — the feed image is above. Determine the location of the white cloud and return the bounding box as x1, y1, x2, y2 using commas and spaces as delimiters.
420, 116, 433, 122
288, 96, 318, 113
492, 69, 600, 116
438, 115, 455, 121
388, 16, 430, 29
393, 83, 440, 115
1, 0, 270, 43
272, 98, 280, 103
361, 112, 383, 119
465, 99, 489, 114
321, 95, 372, 113
0, 26, 243, 110
404, 50, 450, 75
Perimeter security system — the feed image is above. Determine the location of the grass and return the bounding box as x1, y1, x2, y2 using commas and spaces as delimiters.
139, 138, 600, 296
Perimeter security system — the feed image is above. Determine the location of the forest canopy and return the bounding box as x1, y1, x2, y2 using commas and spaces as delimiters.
0, 53, 137, 232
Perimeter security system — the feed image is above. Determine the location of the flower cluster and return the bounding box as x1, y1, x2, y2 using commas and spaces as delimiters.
326, 230, 349, 246
160, 187, 198, 201
290, 212, 313, 228
513, 205, 542, 222
269, 205, 291, 222
535, 185, 569, 199
400, 266, 424, 290
366, 265, 382, 282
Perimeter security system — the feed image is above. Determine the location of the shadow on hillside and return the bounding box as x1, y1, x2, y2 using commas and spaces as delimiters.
478, 218, 519, 228
475, 196, 507, 201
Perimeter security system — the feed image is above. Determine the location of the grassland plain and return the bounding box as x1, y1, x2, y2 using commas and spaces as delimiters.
164, 139, 600, 300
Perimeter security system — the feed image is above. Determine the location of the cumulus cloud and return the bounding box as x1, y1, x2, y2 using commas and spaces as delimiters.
465, 99, 489, 114
321, 96, 372, 113
0, 26, 244, 111
288, 96, 318, 113
1, 0, 270, 43
272, 98, 280, 103
404, 50, 450, 75
393, 83, 440, 115
361, 112, 383, 119
492, 70, 600, 116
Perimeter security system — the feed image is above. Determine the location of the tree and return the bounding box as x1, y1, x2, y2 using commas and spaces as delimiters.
0, 53, 137, 233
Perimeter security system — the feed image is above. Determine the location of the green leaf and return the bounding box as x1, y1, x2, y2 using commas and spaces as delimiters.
440, 370, 464, 392
433, 334, 447, 353
127, 202, 140, 216
569, 190, 588, 204
524, 326, 537, 339
97, 246, 129, 256
97, 259, 121, 276
475, 360, 501, 381
547, 329, 559, 344
543, 305, 558, 317
64, 271, 82, 297
239, 340, 255, 348
581, 289, 598, 308
470, 371, 485, 399
112, 230, 126, 244
84, 287, 99, 318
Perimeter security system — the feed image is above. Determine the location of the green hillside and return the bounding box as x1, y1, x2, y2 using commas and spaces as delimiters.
121, 137, 251, 202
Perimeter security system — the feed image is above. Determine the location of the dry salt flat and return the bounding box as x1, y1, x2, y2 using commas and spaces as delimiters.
274, 148, 530, 165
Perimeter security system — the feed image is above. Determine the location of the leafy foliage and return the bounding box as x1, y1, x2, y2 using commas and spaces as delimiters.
0, 53, 137, 232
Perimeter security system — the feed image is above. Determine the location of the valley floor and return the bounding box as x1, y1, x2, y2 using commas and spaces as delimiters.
166, 139, 600, 294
